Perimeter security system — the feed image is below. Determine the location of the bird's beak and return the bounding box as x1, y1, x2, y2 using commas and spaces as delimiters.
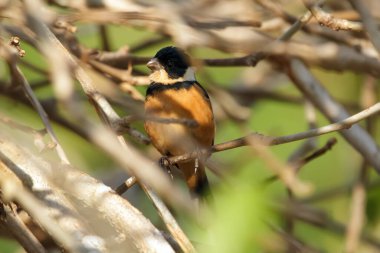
147, 58, 160, 71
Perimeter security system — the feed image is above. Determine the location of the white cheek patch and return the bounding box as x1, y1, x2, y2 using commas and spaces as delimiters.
149, 67, 196, 84
149, 69, 172, 84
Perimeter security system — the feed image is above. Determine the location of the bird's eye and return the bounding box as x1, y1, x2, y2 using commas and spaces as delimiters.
167, 61, 173, 68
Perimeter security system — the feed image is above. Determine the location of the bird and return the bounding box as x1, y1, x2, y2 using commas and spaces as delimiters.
144, 46, 215, 199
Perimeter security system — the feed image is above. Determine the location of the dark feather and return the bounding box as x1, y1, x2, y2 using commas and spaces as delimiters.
146, 81, 210, 100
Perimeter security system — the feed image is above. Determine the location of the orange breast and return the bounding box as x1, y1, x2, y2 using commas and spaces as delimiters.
144, 84, 214, 156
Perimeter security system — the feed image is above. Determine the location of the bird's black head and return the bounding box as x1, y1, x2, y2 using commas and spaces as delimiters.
147, 46, 192, 80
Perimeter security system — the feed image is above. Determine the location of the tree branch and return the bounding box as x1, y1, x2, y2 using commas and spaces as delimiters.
349, 0, 380, 55
288, 59, 380, 172
7, 60, 70, 165
167, 102, 380, 164
304, 0, 362, 31
0, 202, 46, 253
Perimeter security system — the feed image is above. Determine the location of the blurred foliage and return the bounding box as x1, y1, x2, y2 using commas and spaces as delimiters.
0, 239, 19, 253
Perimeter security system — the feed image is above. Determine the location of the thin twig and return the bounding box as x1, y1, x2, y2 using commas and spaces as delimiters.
288, 59, 380, 172
297, 138, 337, 167
168, 102, 380, 164
0, 202, 46, 253
278, 202, 380, 249
344, 76, 376, 253
265, 138, 337, 184
287, 101, 318, 163
142, 186, 195, 253
88, 59, 150, 85
98, 25, 111, 51
115, 176, 137, 195
0, 114, 46, 136
185, 17, 261, 29
91, 11, 310, 69
301, 179, 380, 204
344, 161, 368, 253
245, 135, 313, 196
304, 0, 362, 31
0, 114, 48, 152
8, 63, 70, 165
91, 41, 380, 78
229, 86, 360, 111
267, 222, 322, 253
120, 114, 199, 128
19, 60, 50, 76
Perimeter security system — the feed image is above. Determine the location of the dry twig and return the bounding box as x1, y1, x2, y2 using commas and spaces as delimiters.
304, 0, 362, 31
167, 102, 380, 165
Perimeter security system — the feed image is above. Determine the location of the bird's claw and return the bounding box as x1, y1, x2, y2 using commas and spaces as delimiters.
159, 156, 174, 180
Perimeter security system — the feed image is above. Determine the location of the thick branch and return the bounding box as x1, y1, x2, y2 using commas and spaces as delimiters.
349, 0, 380, 55
0, 141, 104, 253
0, 131, 175, 253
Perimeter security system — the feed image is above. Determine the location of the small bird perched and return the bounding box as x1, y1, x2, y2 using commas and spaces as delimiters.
144, 46, 215, 199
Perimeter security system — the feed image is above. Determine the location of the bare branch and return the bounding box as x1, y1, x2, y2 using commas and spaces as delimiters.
0, 150, 105, 253
345, 77, 376, 253
7, 59, 70, 165
185, 17, 261, 29
295, 138, 337, 168
279, 203, 380, 250
0, 114, 46, 136
288, 59, 380, 172
304, 0, 363, 31
143, 187, 195, 253
345, 162, 367, 253
349, 0, 380, 55
265, 138, 337, 184
0, 131, 176, 252
88, 59, 150, 85
115, 176, 137, 195
0, 202, 46, 253
168, 102, 380, 164
245, 135, 313, 196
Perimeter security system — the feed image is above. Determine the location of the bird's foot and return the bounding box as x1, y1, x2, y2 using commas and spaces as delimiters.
159, 156, 174, 180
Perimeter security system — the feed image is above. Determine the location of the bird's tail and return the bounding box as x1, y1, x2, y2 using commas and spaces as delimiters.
179, 161, 211, 200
